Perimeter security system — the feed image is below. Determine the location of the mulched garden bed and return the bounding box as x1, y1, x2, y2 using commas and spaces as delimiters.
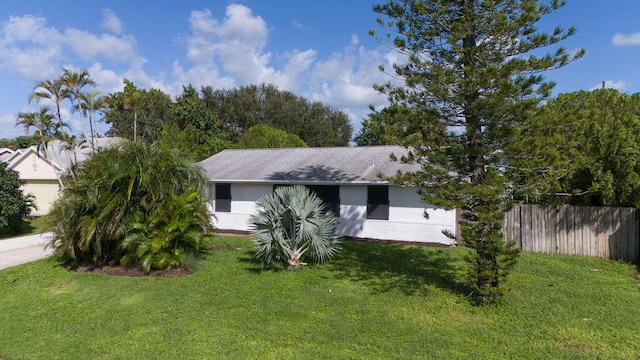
73, 264, 192, 278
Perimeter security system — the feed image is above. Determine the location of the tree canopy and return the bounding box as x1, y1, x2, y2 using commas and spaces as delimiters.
104, 79, 175, 143
0, 162, 35, 236
371, 0, 584, 303
103, 82, 350, 160
202, 83, 353, 146
236, 124, 308, 149
513, 89, 640, 207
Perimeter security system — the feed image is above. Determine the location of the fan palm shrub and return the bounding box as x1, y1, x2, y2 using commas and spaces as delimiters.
46, 140, 214, 270
249, 185, 341, 270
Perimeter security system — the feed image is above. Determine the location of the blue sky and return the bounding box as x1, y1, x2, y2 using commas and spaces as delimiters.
0, 0, 639, 140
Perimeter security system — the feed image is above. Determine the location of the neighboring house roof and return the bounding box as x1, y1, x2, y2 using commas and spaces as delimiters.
6, 137, 122, 176
0, 148, 15, 163
6, 146, 63, 173
198, 145, 421, 185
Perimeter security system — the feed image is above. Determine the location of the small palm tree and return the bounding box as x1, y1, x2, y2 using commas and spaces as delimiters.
249, 185, 341, 270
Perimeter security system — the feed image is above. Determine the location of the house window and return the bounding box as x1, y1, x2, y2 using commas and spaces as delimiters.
307, 185, 340, 217
273, 184, 340, 217
367, 185, 389, 220
215, 183, 231, 212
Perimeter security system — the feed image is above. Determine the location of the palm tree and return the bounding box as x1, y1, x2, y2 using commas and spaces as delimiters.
74, 90, 107, 148
45, 141, 213, 269
61, 68, 96, 144
15, 107, 64, 186
249, 185, 342, 270
121, 79, 143, 142
29, 78, 70, 132
55, 134, 89, 183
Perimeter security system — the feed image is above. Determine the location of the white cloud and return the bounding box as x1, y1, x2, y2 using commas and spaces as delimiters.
291, 19, 307, 30
306, 42, 389, 109
87, 63, 123, 94
184, 6, 274, 86
612, 32, 640, 46
0, 14, 144, 83
0, 15, 64, 80
180, 5, 318, 90
101, 9, 123, 34
64, 29, 144, 65
171, 60, 234, 95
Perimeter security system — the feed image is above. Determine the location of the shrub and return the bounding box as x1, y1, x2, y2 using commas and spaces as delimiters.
46, 140, 214, 271
0, 162, 35, 236
249, 185, 341, 269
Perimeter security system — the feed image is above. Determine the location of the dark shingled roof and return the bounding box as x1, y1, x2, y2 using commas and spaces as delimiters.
197, 146, 421, 184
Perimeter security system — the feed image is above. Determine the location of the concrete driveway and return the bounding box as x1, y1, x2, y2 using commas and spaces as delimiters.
0, 233, 54, 270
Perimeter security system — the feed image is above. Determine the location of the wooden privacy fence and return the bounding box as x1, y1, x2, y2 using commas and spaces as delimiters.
503, 205, 639, 263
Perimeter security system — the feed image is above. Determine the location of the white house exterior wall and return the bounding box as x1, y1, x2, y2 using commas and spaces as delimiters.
211, 183, 270, 231
209, 183, 456, 246
337, 185, 456, 245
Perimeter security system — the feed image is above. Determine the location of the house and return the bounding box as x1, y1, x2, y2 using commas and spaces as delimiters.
0, 147, 15, 162
4, 138, 121, 215
5, 146, 63, 216
197, 146, 457, 246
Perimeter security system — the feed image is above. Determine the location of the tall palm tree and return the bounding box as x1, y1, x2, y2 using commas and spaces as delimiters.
15, 107, 64, 186
61, 68, 96, 144
121, 79, 143, 142
74, 90, 107, 148
29, 78, 70, 132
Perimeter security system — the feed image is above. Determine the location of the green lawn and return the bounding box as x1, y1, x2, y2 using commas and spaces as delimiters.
0, 236, 638, 359
0, 216, 47, 240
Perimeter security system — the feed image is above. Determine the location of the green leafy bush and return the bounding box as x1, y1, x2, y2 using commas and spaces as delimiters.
0, 162, 35, 236
46, 140, 214, 271
249, 185, 341, 269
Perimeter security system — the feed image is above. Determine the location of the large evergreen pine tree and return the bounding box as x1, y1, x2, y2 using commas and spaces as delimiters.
371, 0, 584, 303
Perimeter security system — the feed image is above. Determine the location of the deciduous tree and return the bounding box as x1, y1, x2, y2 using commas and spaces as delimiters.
202, 83, 353, 146
104, 80, 175, 143
514, 89, 640, 207
237, 124, 308, 149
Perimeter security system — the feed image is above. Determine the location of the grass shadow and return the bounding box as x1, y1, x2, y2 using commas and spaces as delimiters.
237, 249, 289, 274
0, 216, 47, 240
327, 240, 471, 297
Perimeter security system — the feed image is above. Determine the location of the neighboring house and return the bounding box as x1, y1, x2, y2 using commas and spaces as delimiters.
4, 138, 120, 215
5, 146, 62, 216
198, 146, 457, 246
0, 147, 15, 163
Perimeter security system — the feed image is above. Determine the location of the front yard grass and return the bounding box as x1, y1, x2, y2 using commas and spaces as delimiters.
0, 216, 47, 240
0, 235, 638, 359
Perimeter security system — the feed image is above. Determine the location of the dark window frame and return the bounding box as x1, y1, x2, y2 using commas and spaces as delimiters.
367, 185, 389, 220
273, 184, 340, 217
215, 183, 231, 212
